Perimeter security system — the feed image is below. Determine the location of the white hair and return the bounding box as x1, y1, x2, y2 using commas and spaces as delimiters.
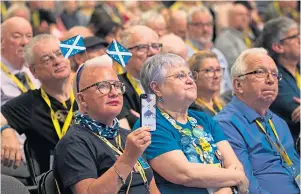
4, 4, 30, 21
23, 34, 59, 67
138, 10, 166, 26
231, 47, 268, 78
187, 6, 213, 24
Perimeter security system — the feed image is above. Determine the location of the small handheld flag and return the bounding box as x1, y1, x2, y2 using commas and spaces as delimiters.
60, 35, 86, 58
106, 39, 132, 67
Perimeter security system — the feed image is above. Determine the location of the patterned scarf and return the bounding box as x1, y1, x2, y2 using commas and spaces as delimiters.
74, 112, 120, 139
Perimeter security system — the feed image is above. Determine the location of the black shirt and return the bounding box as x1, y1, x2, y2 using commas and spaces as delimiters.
117, 73, 141, 128
1, 89, 78, 174
53, 124, 153, 194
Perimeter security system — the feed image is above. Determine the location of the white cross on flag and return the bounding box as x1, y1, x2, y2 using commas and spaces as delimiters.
106, 39, 132, 67
60, 35, 86, 58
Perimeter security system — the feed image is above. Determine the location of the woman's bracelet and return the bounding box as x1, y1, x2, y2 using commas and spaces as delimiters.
1, 124, 11, 132
113, 166, 126, 185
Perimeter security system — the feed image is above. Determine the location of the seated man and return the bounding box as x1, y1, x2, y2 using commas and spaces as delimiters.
53, 55, 157, 194
214, 48, 300, 194
1, 34, 78, 176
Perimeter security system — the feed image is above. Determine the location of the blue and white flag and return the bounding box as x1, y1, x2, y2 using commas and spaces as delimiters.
106, 39, 132, 67
60, 35, 86, 58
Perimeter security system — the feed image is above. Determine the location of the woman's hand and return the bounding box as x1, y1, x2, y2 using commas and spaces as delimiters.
237, 172, 249, 194
123, 127, 151, 161
226, 162, 244, 172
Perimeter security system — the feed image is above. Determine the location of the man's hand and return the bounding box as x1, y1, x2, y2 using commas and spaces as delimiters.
1, 128, 23, 168
292, 97, 300, 123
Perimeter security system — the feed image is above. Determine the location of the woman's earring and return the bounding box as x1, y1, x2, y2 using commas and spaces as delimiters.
157, 96, 163, 103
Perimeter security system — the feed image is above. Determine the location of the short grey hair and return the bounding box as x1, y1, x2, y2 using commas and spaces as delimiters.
187, 6, 213, 24
138, 10, 166, 26
231, 47, 268, 78
4, 4, 30, 21
258, 16, 297, 60
23, 34, 59, 67
141, 53, 187, 94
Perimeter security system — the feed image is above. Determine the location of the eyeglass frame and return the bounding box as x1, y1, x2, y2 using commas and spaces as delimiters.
237, 68, 282, 81
195, 67, 225, 77
39, 50, 64, 66
279, 33, 300, 43
165, 71, 199, 82
79, 80, 126, 95
188, 22, 213, 28
127, 43, 163, 53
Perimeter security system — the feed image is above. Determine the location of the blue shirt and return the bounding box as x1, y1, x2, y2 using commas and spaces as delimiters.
214, 96, 300, 194
270, 64, 300, 142
134, 108, 226, 194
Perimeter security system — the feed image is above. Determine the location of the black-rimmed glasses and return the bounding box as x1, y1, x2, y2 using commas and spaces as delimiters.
79, 81, 126, 95
128, 43, 163, 53
238, 68, 282, 81
165, 71, 198, 82
279, 33, 300, 42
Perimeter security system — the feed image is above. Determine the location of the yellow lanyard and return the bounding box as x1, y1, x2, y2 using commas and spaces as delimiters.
1, 2, 7, 17
1, 62, 35, 93
97, 134, 148, 186
295, 69, 300, 89
41, 89, 75, 139
185, 40, 199, 52
244, 35, 253, 48
255, 119, 293, 166
126, 73, 143, 97
195, 98, 223, 115
32, 10, 40, 28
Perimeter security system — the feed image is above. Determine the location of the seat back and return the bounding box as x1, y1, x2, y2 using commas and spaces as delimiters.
24, 139, 42, 185
38, 170, 60, 194
1, 174, 30, 194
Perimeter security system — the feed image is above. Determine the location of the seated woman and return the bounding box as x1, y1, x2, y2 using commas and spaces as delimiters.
187, 51, 225, 117
53, 55, 158, 194
134, 53, 249, 194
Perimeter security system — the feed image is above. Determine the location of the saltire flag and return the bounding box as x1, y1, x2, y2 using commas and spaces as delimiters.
106, 39, 132, 67
60, 35, 86, 58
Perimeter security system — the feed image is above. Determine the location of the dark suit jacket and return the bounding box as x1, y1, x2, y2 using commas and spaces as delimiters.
117, 73, 140, 128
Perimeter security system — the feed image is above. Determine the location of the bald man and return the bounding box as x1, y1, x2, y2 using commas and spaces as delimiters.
168, 10, 187, 40
159, 33, 187, 59
1, 16, 40, 183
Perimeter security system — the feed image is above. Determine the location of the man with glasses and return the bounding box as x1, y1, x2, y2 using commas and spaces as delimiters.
1, 34, 78, 178
186, 7, 231, 94
117, 25, 162, 129
214, 48, 300, 194
259, 16, 300, 145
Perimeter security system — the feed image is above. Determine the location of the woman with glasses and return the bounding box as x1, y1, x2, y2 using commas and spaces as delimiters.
188, 51, 225, 117
134, 53, 249, 194
53, 56, 159, 194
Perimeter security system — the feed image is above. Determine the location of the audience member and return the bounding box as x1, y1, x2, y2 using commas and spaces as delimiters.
1, 16, 40, 183
117, 25, 161, 129
134, 53, 249, 194
215, 48, 300, 194
138, 10, 167, 37
215, 3, 250, 69
259, 16, 300, 143
60, 1, 87, 30
188, 51, 225, 117
3, 3, 31, 21
1, 34, 78, 176
54, 55, 158, 194
186, 7, 231, 94
168, 10, 187, 40
263, 1, 300, 23
159, 33, 187, 59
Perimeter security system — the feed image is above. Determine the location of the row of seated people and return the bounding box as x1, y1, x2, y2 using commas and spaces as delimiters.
1, 15, 300, 194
